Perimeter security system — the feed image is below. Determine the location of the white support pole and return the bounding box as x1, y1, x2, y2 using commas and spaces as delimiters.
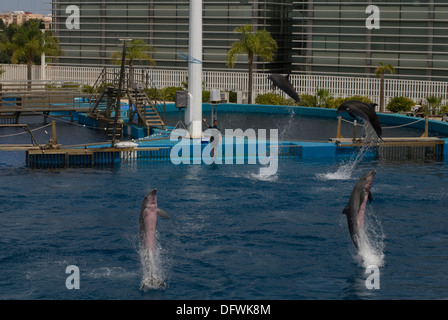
185, 0, 203, 139
41, 53, 46, 81
41, 29, 46, 81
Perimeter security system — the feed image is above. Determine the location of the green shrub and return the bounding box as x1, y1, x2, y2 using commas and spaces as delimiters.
145, 88, 159, 99
255, 93, 294, 105
228, 91, 237, 103
324, 97, 338, 109
387, 96, 415, 113
340, 95, 374, 105
162, 86, 183, 101
202, 90, 210, 103
440, 105, 448, 114
327, 96, 374, 109
298, 94, 317, 107
96, 82, 114, 93
81, 85, 94, 94
61, 82, 81, 89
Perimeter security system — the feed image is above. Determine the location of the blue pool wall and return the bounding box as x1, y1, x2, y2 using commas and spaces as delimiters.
72, 103, 448, 161
166, 102, 448, 136
164, 103, 448, 160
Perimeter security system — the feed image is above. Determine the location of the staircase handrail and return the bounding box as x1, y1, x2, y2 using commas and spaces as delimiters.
143, 69, 166, 122
88, 67, 106, 111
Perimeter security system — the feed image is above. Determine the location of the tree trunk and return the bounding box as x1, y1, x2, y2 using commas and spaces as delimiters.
129, 60, 134, 123
27, 60, 33, 91
379, 74, 384, 113
129, 60, 134, 88
248, 54, 253, 104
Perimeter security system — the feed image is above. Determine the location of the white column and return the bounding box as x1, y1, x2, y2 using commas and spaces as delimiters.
185, 0, 203, 139
41, 29, 46, 81
41, 53, 46, 81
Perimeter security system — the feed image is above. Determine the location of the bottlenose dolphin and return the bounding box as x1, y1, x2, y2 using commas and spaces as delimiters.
342, 170, 376, 249
336, 100, 383, 141
139, 188, 170, 290
268, 74, 301, 103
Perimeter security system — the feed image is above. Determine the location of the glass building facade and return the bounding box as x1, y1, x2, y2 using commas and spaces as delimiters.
52, 0, 293, 73
292, 1, 448, 81
52, 1, 448, 81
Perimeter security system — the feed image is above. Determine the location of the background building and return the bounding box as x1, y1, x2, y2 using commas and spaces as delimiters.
52, 0, 292, 73
51, 0, 448, 81
292, 1, 448, 81
0, 10, 52, 29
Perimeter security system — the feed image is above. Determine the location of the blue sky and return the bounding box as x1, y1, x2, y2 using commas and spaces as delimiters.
0, 0, 49, 14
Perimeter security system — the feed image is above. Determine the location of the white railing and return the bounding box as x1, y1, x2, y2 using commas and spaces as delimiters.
1, 63, 447, 105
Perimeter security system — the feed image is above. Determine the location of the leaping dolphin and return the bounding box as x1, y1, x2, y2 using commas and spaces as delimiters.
342, 170, 376, 249
139, 188, 170, 290
336, 100, 383, 141
268, 74, 301, 103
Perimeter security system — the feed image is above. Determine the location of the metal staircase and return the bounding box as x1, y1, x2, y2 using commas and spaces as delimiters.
127, 85, 165, 135
86, 67, 165, 139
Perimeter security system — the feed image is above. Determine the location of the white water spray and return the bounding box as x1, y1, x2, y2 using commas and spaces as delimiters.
316, 144, 373, 181
354, 207, 385, 268
139, 238, 166, 291
279, 109, 296, 139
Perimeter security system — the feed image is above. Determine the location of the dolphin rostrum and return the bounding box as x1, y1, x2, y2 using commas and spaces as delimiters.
336, 100, 383, 141
268, 74, 301, 103
139, 188, 170, 290
342, 170, 376, 249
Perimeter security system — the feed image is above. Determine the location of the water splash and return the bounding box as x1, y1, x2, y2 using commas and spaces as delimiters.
139, 240, 167, 291
316, 144, 372, 181
362, 121, 381, 143
250, 170, 278, 182
279, 108, 296, 139
316, 161, 357, 181
354, 208, 385, 268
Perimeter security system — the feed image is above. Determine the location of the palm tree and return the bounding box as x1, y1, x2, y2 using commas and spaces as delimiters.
426, 95, 443, 115
226, 24, 278, 104
111, 39, 156, 85
1, 20, 62, 89
375, 62, 395, 113
316, 88, 331, 108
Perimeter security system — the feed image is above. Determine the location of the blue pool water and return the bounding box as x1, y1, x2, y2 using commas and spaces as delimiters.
1, 113, 448, 300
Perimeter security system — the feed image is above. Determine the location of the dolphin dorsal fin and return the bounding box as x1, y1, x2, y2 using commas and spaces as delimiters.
342, 205, 350, 215
157, 209, 170, 220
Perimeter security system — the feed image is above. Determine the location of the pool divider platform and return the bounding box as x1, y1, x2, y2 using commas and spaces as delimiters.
26, 146, 172, 169
25, 143, 303, 169
330, 137, 445, 162
21, 134, 447, 169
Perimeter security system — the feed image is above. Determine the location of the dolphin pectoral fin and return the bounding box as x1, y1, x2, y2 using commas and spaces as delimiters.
342, 205, 350, 215
157, 209, 170, 220
368, 191, 373, 203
